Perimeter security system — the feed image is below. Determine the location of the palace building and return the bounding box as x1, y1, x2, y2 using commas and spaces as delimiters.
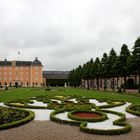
0, 57, 43, 87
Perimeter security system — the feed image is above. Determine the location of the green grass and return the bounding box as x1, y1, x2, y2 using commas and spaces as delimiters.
0, 87, 140, 105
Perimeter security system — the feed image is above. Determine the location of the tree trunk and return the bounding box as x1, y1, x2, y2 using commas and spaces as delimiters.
117, 77, 119, 89
91, 80, 94, 90
97, 78, 99, 90
135, 75, 137, 85
87, 80, 90, 90
138, 71, 140, 93
123, 76, 126, 92
104, 78, 107, 92
112, 77, 115, 91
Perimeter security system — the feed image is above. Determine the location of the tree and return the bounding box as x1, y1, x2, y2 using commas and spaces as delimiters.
74, 65, 83, 87
101, 53, 109, 91
93, 57, 101, 90
89, 59, 95, 89
68, 69, 75, 87
82, 61, 92, 89
132, 37, 140, 93
108, 48, 118, 91
118, 44, 130, 92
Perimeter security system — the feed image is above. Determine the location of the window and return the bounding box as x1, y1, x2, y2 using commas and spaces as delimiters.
9, 71, 12, 75
35, 77, 38, 80
35, 66, 38, 70
4, 67, 7, 70
35, 71, 38, 76
4, 77, 7, 80
21, 72, 23, 75
26, 72, 29, 75
9, 77, 12, 80
4, 72, 7, 75
26, 67, 29, 70
20, 67, 23, 70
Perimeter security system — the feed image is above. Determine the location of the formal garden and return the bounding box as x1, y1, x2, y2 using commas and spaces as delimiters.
0, 87, 140, 135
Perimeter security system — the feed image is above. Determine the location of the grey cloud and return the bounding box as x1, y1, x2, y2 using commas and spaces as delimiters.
0, 0, 140, 70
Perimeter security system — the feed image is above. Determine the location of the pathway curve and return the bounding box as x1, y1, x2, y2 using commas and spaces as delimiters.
0, 119, 140, 140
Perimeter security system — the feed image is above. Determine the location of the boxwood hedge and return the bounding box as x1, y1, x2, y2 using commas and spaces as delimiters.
80, 109, 132, 135
126, 104, 140, 116
67, 110, 108, 122
0, 107, 35, 130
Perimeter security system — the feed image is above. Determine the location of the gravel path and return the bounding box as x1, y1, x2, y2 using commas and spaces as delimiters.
0, 118, 140, 140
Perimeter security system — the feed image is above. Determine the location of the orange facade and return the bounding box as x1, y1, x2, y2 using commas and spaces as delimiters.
0, 58, 43, 87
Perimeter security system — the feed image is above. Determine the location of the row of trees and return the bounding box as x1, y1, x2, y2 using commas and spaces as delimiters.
68, 37, 140, 93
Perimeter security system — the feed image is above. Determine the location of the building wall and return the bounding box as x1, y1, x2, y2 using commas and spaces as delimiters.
0, 61, 43, 87
31, 65, 43, 86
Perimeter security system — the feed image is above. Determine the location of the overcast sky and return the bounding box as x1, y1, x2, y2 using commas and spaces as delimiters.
0, 0, 140, 70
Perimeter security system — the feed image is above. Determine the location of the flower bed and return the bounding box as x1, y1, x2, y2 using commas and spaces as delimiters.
0, 107, 34, 130
68, 110, 107, 122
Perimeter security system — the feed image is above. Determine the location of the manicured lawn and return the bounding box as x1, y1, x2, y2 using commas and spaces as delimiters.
0, 87, 140, 105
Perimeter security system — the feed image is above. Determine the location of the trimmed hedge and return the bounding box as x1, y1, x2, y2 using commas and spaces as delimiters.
98, 100, 126, 109
68, 110, 108, 122
126, 104, 140, 116
4, 102, 48, 109
0, 107, 35, 130
50, 109, 81, 126
80, 109, 132, 135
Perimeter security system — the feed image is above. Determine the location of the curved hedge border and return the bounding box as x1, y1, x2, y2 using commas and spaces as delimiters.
50, 109, 81, 126
4, 102, 48, 109
98, 100, 126, 109
68, 110, 108, 122
5, 101, 63, 110
0, 107, 35, 130
80, 109, 132, 135
126, 104, 140, 116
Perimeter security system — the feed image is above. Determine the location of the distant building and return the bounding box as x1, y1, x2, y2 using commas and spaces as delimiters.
0, 57, 43, 87
43, 71, 70, 86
